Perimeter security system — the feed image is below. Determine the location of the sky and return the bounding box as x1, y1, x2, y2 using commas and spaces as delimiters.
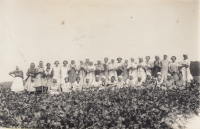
0, 0, 199, 82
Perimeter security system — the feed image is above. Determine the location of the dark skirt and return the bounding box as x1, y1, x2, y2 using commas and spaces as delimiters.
35, 86, 47, 92
116, 69, 123, 76
152, 66, 161, 77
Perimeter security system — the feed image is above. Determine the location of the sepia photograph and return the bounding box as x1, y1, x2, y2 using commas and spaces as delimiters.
0, 0, 200, 128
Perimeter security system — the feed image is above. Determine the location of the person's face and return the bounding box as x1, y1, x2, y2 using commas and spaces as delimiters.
129, 76, 133, 80
90, 75, 98, 82
63, 61, 68, 65
118, 78, 122, 82
71, 61, 75, 64
39, 61, 43, 66
53, 79, 57, 83
125, 60, 128, 63
146, 57, 150, 61
97, 61, 101, 64
90, 62, 93, 66
111, 59, 114, 63
102, 78, 106, 82
111, 77, 115, 82
164, 55, 167, 59
104, 58, 108, 62
179, 74, 183, 79
55, 61, 59, 66
157, 77, 161, 81
65, 78, 69, 83
86, 59, 89, 63
183, 55, 187, 59
138, 77, 141, 81
147, 75, 151, 80
77, 78, 80, 82
167, 76, 171, 80
171, 57, 175, 61
16, 66, 19, 71
86, 79, 89, 83
131, 58, 134, 62
31, 63, 35, 68
139, 58, 143, 62
117, 59, 121, 63
80, 61, 83, 65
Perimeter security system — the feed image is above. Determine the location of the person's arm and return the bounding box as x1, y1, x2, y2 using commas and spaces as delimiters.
9, 71, 15, 78
21, 71, 24, 79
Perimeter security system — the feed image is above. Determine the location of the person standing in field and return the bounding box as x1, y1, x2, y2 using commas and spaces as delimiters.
145, 56, 153, 76
61, 60, 69, 86
152, 55, 161, 77
180, 54, 193, 82
44, 63, 53, 92
116, 57, 123, 76
25, 63, 36, 93
137, 57, 146, 83
86, 62, 95, 83
122, 59, 129, 81
77, 61, 86, 86
95, 60, 105, 79
52, 61, 61, 92
161, 54, 170, 81
168, 56, 179, 81
103, 57, 109, 80
34, 61, 45, 93
128, 58, 138, 81
108, 59, 117, 80
68, 60, 78, 83
9, 66, 24, 92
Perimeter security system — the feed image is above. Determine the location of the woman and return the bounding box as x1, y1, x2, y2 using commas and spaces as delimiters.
44, 63, 53, 92
35, 61, 45, 93
77, 61, 86, 86
52, 61, 61, 87
72, 77, 82, 91
176, 73, 186, 90
68, 60, 78, 83
122, 59, 129, 81
86, 62, 95, 83
145, 56, 153, 76
61, 60, 69, 86
25, 63, 36, 93
128, 58, 138, 81
108, 59, 117, 80
95, 60, 104, 79
9, 66, 24, 92
161, 54, 170, 81
137, 57, 146, 83
62, 77, 72, 93
152, 55, 161, 77
116, 57, 123, 76
168, 56, 179, 81
48, 79, 60, 95
103, 57, 109, 80
116, 76, 125, 88
180, 54, 193, 82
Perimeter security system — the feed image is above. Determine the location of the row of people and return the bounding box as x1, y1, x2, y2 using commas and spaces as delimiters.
44, 72, 188, 94
9, 54, 193, 93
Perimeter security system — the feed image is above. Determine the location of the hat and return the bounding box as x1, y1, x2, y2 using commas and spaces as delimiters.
118, 76, 123, 79
95, 75, 100, 78
183, 54, 188, 57
167, 73, 171, 77
157, 76, 162, 79
101, 76, 106, 79
117, 57, 122, 60
171, 56, 176, 60
164, 53, 167, 56
157, 72, 161, 75
54, 61, 59, 64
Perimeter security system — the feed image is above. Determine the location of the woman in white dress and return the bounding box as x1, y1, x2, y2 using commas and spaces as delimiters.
137, 57, 146, 83
61, 60, 69, 86
108, 59, 117, 80
72, 77, 82, 91
77, 61, 86, 86
86, 62, 95, 83
62, 77, 72, 93
180, 54, 193, 82
161, 54, 170, 81
128, 58, 138, 81
48, 79, 60, 95
103, 57, 109, 80
168, 56, 179, 81
52, 61, 61, 90
122, 59, 129, 81
25, 63, 36, 93
9, 66, 24, 92
145, 56, 153, 76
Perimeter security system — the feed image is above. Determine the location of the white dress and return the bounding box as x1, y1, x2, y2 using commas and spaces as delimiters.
126, 79, 136, 87
10, 70, 24, 92
86, 65, 95, 83
137, 62, 146, 83
49, 83, 59, 94
108, 63, 118, 80
128, 62, 138, 81
145, 61, 153, 75
52, 66, 61, 85
72, 81, 82, 91
62, 82, 72, 93
180, 59, 193, 82
161, 59, 170, 81
116, 81, 125, 88
61, 66, 69, 85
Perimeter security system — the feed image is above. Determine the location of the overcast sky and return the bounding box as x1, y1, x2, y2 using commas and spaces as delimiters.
0, 0, 199, 82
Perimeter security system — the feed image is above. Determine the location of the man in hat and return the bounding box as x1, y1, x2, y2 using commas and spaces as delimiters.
116, 57, 123, 76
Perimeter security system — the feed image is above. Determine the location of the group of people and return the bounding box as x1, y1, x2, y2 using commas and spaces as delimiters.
8, 54, 193, 94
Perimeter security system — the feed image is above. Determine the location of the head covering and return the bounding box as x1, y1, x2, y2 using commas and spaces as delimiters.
130, 57, 134, 60
157, 76, 162, 79
146, 56, 150, 59
183, 54, 188, 57
95, 75, 100, 78
138, 75, 142, 78
167, 73, 171, 77
117, 57, 122, 60
54, 61, 59, 64
157, 72, 161, 75
164, 53, 167, 56
101, 76, 106, 79
118, 76, 123, 79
